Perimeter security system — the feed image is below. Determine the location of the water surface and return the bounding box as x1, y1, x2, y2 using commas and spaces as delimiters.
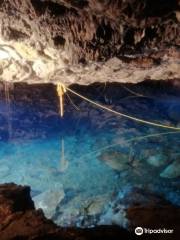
0, 81, 179, 226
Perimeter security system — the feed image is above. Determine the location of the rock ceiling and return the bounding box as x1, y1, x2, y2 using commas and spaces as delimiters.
0, 0, 179, 85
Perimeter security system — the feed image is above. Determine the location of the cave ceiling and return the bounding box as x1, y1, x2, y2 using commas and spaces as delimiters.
0, 0, 179, 85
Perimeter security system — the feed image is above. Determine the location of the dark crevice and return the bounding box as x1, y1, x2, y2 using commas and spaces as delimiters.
0, 0, 4, 8
144, 0, 178, 17
123, 4, 133, 18
70, 0, 89, 9
8, 28, 28, 40
53, 36, 66, 47
145, 27, 157, 41
31, 0, 67, 17
96, 22, 113, 44
31, 0, 46, 16
46, 2, 67, 16
135, 27, 158, 50
123, 28, 135, 46
79, 57, 87, 64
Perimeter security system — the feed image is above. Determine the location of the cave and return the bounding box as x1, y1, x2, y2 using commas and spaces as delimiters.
0, 1, 180, 240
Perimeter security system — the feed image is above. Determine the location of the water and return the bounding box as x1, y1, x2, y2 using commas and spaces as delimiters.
0, 82, 179, 227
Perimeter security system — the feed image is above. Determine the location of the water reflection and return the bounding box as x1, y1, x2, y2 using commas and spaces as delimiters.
59, 138, 69, 173
0, 82, 179, 227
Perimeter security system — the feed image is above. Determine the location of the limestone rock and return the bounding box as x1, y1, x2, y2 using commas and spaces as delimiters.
146, 153, 168, 167
0, 183, 179, 239
33, 187, 65, 219
85, 196, 108, 216
127, 191, 180, 234
99, 206, 128, 228
0, 183, 34, 224
160, 160, 180, 178
0, 0, 179, 85
102, 186, 180, 237
98, 150, 129, 171
0, 183, 131, 240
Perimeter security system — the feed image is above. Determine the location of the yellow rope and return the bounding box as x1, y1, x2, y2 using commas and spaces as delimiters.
56, 83, 66, 117
79, 131, 180, 160
66, 86, 180, 131
121, 84, 144, 97
66, 92, 80, 111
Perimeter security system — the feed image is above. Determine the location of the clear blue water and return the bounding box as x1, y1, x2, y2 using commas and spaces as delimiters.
0, 83, 179, 227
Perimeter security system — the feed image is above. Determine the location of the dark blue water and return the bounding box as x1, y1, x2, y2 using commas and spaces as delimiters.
0, 82, 179, 227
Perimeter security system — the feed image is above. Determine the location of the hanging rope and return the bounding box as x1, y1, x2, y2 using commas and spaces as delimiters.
56, 83, 66, 117
65, 86, 180, 131
55, 82, 180, 130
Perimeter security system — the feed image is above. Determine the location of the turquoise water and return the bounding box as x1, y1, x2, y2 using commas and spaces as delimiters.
0, 82, 179, 226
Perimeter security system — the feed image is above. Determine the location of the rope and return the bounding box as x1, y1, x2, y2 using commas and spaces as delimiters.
66, 92, 80, 111
56, 83, 66, 117
79, 131, 180, 160
120, 84, 144, 97
66, 86, 180, 131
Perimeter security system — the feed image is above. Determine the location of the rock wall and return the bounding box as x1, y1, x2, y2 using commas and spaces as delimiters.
0, 0, 179, 84
0, 183, 131, 240
1, 0, 179, 62
0, 183, 179, 239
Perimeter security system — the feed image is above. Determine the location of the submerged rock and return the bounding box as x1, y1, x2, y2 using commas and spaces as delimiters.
160, 160, 180, 178
1, 183, 180, 239
100, 186, 180, 237
146, 153, 168, 167
98, 150, 129, 171
33, 187, 65, 219
99, 205, 128, 228
83, 194, 111, 217
0, 183, 131, 239
53, 193, 111, 228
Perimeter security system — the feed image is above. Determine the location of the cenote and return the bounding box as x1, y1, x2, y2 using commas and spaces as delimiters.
0, 80, 180, 227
